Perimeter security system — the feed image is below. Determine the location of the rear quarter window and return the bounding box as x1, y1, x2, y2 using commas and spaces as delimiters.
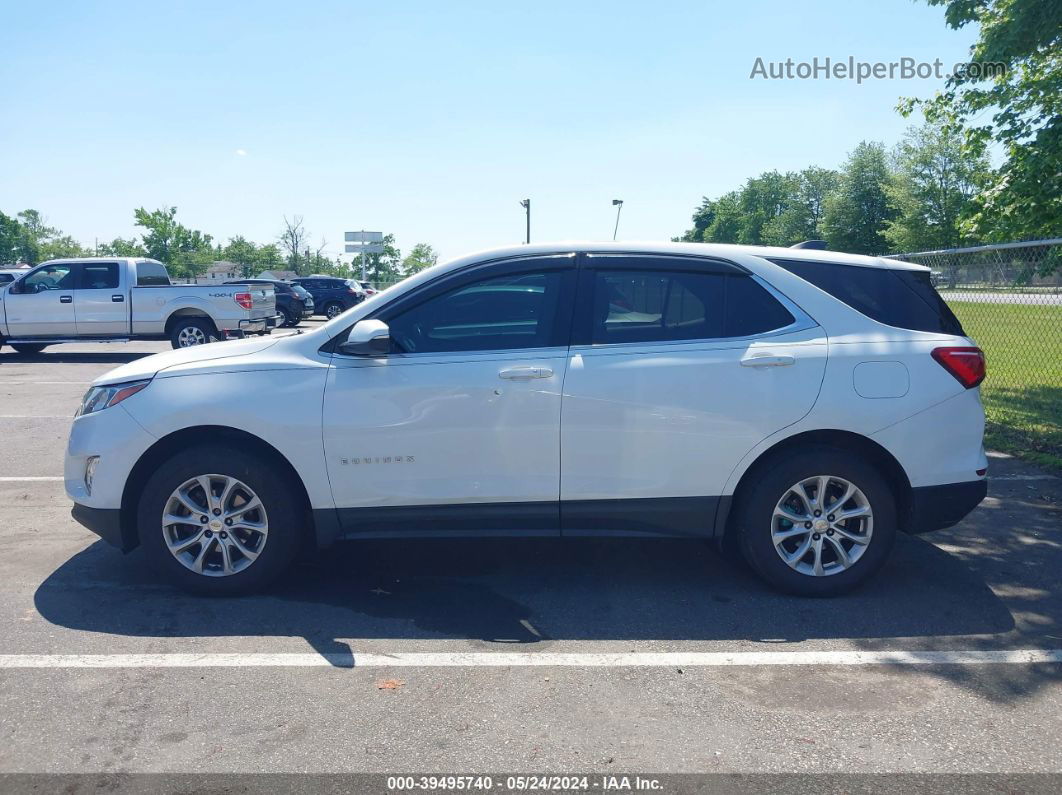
135, 260, 170, 286
770, 258, 964, 335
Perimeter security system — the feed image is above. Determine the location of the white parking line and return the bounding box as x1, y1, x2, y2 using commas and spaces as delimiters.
0, 477, 64, 482
992, 474, 1058, 481
1, 649, 1060, 669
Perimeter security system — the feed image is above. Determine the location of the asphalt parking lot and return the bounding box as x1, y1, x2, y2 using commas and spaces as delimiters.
1, 323, 1061, 780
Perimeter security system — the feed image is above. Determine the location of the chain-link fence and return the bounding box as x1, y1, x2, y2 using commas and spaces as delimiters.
886, 239, 1062, 471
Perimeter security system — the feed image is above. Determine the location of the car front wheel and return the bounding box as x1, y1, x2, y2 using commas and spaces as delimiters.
323, 302, 344, 320
137, 445, 303, 595
737, 447, 897, 596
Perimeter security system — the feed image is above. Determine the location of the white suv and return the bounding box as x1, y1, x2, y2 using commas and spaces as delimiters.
65, 242, 988, 596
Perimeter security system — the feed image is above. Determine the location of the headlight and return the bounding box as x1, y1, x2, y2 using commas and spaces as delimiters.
78, 379, 151, 417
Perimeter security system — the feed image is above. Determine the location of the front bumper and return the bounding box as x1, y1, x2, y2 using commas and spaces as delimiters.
71, 503, 129, 550
905, 479, 988, 534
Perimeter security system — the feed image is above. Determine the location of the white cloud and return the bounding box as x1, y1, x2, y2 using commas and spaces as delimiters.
235, 148, 247, 156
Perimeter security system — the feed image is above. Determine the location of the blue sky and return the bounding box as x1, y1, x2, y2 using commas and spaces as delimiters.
1, 1, 978, 262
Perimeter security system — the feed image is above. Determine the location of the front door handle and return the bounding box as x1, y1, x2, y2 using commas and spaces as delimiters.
740, 354, 795, 368
59, 295, 72, 304
111, 294, 124, 302
499, 366, 554, 380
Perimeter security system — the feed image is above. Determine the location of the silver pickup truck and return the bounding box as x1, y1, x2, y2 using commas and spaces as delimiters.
0, 257, 281, 353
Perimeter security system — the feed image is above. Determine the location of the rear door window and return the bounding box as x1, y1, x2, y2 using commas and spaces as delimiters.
79, 262, 119, 289
770, 258, 964, 335
584, 260, 795, 345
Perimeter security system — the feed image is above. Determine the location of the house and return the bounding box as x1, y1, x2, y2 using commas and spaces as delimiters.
203, 261, 241, 281
257, 270, 299, 281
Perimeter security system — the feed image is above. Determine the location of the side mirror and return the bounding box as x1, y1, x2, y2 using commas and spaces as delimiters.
338, 319, 391, 356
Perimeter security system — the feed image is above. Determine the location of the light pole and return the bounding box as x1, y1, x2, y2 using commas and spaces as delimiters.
519, 199, 530, 244
612, 199, 623, 240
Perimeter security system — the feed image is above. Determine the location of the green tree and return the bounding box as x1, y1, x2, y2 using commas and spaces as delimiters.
703, 192, 743, 243
884, 121, 990, 253
38, 234, 90, 261
133, 207, 214, 279
362, 234, 402, 283
901, 0, 1062, 242
762, 166, 841, 246
820, 142, 895, 254
401, 243, 438, 275
8, 210, 92, 263
98, 237, 147, 257
223, 235, 259, 278
678, 197, 717, 242
254, 243, 284, 273
0, 211, 25, 264
735, 170, 797, 245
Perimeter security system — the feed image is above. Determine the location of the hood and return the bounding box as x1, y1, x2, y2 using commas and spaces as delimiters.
93, 335, 284, 386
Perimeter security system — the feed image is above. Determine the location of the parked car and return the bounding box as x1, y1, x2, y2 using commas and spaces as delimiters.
66, 242, 987, 597
291, 276, 363, 319
0, 257, 280, 353
358, 280, 377, 296
224, 278, 313, 328
0, 269, 24, 285
345, 279, 370, 300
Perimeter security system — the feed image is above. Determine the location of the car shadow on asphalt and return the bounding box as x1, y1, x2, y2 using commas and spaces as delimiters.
0, 351, 153, 365
34, 533, 1017, 666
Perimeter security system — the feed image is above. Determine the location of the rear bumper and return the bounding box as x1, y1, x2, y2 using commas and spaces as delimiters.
71, 503, 129, 550
233, 315, 282, 335
905, 479, 987, 534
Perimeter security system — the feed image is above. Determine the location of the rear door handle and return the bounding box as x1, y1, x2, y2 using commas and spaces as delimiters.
740, 354, 795, 368
59, 295, 72, 304
111, 294, 124, 302
499, 366, 554, 380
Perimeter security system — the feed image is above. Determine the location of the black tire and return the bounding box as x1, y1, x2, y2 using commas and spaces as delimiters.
280, 307, 299, 328
737, 446, 897, 596
169, 318, 219, 349
137, 445, 304, 595
323, 301, 344, 320
10, 343, 48, 355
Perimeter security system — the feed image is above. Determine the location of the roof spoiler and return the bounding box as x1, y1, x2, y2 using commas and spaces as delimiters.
790, 240, 828, 250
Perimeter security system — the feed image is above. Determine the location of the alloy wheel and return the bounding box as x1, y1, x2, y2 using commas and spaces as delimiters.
771, 475, 873, 577
177, 326, 208, 347
161, 474, 269, 577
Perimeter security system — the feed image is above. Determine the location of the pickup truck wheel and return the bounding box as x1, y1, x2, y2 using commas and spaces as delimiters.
737, 447, 896, 597
323, 302, 344, 320
10, 343, 49, 355
170, 318, 218, 349
137, 445, 303, 595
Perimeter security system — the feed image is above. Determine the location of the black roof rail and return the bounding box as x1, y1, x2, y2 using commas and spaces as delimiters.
790, 240, 828, 250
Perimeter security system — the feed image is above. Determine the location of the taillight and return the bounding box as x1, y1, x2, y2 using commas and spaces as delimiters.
347, 287, 357, 295
932, 346, 986, 389
234, 292, 253, 310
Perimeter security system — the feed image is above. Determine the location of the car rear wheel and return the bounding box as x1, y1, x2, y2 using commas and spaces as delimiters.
10, 343, 49, 355
737, 447, 897, 596
137, 445, 304, 595
323, 301, 344, 320
170, 318, 219, 349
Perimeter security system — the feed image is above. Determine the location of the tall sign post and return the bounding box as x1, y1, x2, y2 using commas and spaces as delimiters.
344, 231, 385, 281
